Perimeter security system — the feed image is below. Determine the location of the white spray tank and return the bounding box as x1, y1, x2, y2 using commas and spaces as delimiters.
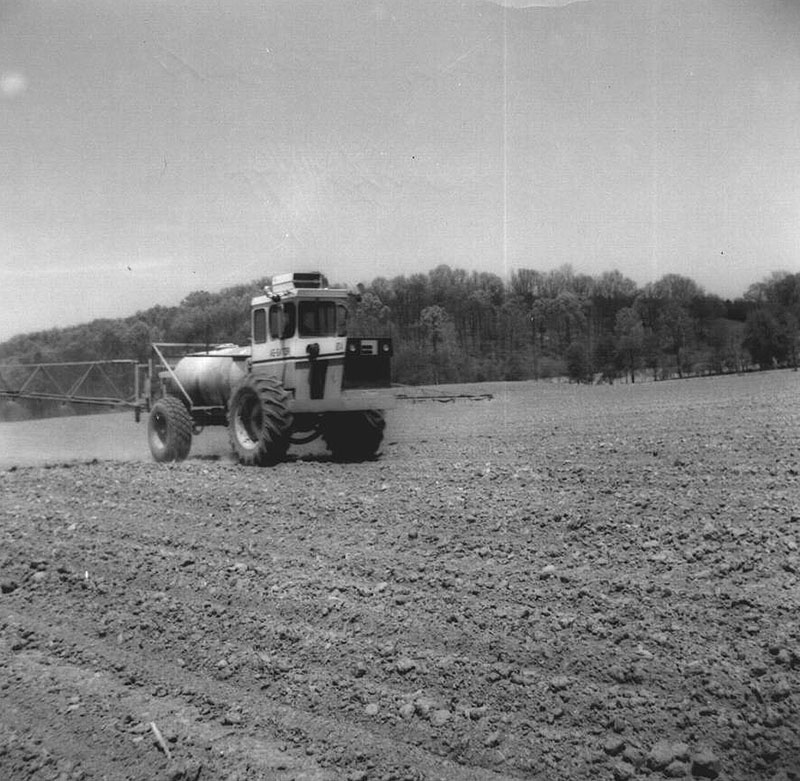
168, 344, 250, 407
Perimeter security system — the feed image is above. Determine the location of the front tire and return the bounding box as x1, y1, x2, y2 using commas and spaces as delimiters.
322, 410, 385, 462
228, 376, 292, 466
148, 396, 193, 462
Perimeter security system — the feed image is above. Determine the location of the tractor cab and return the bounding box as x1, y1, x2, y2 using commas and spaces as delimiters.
251, 273, 348, 354
249, 272, 392, 409
249, 272, 350, 404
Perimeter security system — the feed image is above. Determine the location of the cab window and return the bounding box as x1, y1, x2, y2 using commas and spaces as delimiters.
253, 308, 267, 344
337, 304, 348, 337
299, 301, 340, 337
269, 303, 296, 339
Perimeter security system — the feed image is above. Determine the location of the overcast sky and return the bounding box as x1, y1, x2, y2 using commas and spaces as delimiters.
1, 0, 799, 341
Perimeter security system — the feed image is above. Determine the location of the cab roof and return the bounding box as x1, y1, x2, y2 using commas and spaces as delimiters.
252, 272, 349, 306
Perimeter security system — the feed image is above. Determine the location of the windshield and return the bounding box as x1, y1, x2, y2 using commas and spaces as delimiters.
299, 301, 347, 337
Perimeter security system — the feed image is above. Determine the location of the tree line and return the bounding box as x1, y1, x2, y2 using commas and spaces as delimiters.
1, 267, 798, 386
349, 266, 799, 384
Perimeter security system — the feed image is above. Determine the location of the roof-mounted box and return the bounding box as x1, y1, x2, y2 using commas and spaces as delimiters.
269, 272, 327, 294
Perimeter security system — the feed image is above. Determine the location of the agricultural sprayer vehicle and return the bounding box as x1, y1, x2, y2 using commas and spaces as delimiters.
145, 272, 395, 465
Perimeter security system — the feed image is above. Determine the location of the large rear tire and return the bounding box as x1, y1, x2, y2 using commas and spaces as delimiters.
322, 410, 385, 462
148, 396, 193, 462
228, 376, 292, 466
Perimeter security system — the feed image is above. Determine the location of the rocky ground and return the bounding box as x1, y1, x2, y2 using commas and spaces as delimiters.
1, 372, 799, 781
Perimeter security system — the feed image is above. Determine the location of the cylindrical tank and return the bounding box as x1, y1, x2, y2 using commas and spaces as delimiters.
171, 345, 250, 407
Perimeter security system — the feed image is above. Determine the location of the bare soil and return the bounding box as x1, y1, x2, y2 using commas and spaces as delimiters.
1, 373, 799, 781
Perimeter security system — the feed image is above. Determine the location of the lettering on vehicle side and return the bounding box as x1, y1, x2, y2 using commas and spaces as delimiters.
269, 347, 291, 358
335, 341, 344, 351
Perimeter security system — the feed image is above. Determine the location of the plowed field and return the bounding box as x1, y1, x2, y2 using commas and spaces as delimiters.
1, 373, 799, 781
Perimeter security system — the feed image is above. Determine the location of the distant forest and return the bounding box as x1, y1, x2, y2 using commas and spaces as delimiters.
1, 265, 798, 386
